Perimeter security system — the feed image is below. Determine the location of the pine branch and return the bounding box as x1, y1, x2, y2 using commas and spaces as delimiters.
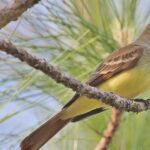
95, 109, 122, 150
0, 40, 150, 112
0, 0, 41, 29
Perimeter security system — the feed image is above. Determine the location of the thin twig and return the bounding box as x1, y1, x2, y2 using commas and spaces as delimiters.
0, 40, 150, 112
0, 0, 41, 29
95, 109, 122, 150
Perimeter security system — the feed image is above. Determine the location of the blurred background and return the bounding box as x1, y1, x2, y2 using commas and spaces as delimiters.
0, 0, 150, 150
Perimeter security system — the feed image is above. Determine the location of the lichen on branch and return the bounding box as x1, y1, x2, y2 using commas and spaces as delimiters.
0, 0, 41, 29
0, 40, 150, 112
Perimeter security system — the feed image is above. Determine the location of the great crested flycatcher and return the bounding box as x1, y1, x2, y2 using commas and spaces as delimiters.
21, 24, 150, 150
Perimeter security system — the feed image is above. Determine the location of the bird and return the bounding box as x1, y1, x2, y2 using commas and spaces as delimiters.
21, 24, 150, 150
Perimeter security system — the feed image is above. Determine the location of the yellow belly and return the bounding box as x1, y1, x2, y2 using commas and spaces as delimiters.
61, 64, 150, 119
100, 65, 150, 98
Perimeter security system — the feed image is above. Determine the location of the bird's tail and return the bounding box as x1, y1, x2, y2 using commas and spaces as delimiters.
20, 111, 70, 150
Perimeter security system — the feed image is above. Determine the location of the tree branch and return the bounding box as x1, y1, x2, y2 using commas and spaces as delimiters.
0, 40, 150, 112
95, 109, 122, 150
0, 0, 41, 29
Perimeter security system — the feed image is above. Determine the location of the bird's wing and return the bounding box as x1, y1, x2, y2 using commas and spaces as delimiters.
63, 44, 143, 108
87, 44, 143, 86
64, 44, 143, 108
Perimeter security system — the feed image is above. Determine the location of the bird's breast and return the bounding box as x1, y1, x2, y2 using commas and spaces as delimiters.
99, 62, 150, 98
61, 54, 150, 119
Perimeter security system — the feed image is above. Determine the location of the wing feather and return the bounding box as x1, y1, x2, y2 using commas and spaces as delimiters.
63, 44, 143, 108
87, 44, 143, 86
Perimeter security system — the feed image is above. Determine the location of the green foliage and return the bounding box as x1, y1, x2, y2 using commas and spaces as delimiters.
0, 0, 150, 149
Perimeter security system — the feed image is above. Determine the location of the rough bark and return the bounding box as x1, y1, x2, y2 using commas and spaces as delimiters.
0, 0, 41, 29
0, 40, 150, 112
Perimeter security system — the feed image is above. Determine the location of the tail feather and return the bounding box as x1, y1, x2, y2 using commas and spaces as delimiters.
21, 112, 70, 150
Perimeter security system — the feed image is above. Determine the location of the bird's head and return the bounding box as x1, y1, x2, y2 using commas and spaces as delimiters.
135, 24, 150, 46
